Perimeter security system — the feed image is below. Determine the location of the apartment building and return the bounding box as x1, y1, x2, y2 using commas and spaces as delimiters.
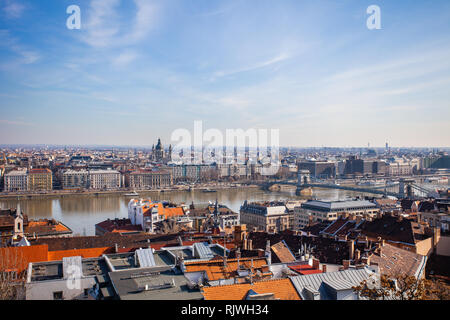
28, 168, 53, 191
127, 170, 172, 189
240, 201, 292, 233
294, 200, 380, 230
89, 169, 121, 190
4, 170, 29, 192
62, 170, 89, 189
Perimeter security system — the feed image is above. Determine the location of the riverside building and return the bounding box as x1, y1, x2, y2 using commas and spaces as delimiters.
294, 199, 380, 230
239, 201, 292, 233
4, 170, 29, 192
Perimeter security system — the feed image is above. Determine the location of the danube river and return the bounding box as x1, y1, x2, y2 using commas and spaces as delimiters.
0, 187, 376, 236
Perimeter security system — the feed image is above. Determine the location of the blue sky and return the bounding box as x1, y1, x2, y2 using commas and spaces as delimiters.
0, 0, 449, 147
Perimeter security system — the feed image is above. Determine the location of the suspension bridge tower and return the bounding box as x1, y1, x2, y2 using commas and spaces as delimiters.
296, 170, 311, 195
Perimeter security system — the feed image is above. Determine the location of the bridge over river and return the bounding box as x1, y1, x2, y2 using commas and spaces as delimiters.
264, 171, 441, 199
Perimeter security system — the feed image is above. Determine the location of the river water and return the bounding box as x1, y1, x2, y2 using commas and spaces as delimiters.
0, 187, 378, 236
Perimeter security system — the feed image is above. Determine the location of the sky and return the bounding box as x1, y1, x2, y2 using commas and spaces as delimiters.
0, 0, 449, 148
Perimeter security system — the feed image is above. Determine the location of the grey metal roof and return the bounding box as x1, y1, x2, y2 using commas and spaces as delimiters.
323, 278, 355, 291
193, 242, 215, 260
290, 268, 377, 300
108, 268, 203, 300
301, 200, 376, 212
136, 248, 156, 268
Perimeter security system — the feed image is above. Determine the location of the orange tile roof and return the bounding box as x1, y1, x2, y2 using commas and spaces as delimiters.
185, 257, 270, 281
26, 220, 71, 233
47, 247, 111, 261
142, 202, 185, 218
0, 245, 49, 273
202, 278, 301, 300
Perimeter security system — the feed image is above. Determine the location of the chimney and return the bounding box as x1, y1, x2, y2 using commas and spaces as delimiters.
114, 243, 119, 253
354, 249, 360, 261
348, 240, 355, 260
362, 254, 372, 265
312, 258, 320, 270
322, 264, 327, 273
342, 260, 350, 270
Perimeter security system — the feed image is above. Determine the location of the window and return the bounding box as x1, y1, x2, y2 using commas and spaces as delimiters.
53, 291, 63, 300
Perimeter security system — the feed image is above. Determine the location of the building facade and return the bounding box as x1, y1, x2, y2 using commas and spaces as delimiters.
28, 168, 53, 191
240, 201, 292, 233
294, 200, 380, 230
128, 170, 172, 189
4, 170, 29, 192
89, 169, 121, 190
62, 170, 89, 189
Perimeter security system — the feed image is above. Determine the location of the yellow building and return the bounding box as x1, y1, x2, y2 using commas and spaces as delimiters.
28, 168, 53, 191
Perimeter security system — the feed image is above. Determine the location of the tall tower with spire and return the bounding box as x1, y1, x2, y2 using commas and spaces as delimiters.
154, 138, 164, 162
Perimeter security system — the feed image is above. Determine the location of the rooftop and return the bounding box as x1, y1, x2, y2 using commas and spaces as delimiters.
202, 278, 301, 300
301, 200, 377, 212
108, 267, 203, 300
185, 257, 271, 281
289, 268, 377, 300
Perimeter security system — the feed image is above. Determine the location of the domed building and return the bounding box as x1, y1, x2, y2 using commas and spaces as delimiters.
151, 138, 172, 163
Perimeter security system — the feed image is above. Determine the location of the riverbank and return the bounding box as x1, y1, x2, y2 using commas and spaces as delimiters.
0, 184, 260, 200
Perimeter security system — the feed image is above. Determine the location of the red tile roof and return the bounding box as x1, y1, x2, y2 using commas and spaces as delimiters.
288, 264, 323, 275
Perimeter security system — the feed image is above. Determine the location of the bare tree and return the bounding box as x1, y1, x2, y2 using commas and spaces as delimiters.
423, 279, 450, 300
353, 272, 440, 300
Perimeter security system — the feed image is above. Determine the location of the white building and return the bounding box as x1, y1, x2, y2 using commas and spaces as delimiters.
88, 169, 121, 190
4, 170, 29, 192
294, 200, 380, 230
128, 199, 163, 233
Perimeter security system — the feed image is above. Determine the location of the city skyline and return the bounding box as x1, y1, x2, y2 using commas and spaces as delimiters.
1, 0, 450, 147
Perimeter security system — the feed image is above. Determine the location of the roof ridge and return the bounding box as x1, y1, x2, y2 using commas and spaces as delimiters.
203, 277, 290, 289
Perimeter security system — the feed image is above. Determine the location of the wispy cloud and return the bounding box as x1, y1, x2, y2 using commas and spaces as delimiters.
82, 0, 159, 48
2, 0, 25, 19
0, 119, 34, 126
111, 51, 139, 67
212, 52, 291, 79
0, 29, 40, 68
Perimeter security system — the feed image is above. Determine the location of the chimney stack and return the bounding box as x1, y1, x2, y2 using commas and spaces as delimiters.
354, 249, 360, 261
312, 258, 320, 270
342, 260, 350, 270
322, 264, 327, 273
348, 240, 355, 260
